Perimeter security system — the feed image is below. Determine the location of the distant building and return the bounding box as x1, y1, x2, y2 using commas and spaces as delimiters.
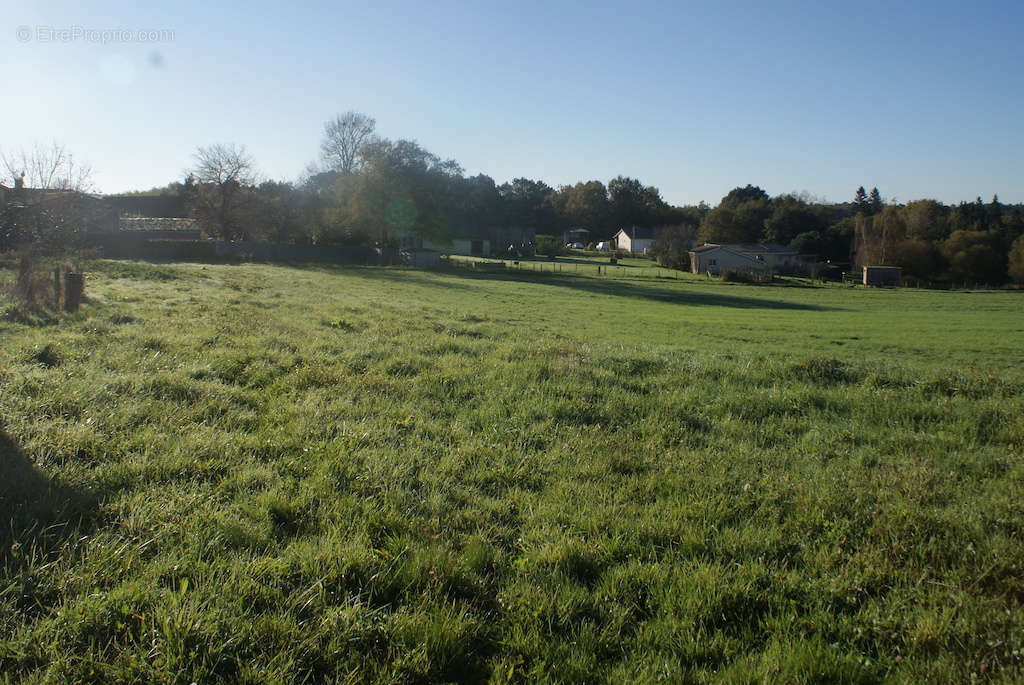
106, 194, 188, 218
563, 227, 590, 246
401, 248, 442, 268
118, 217, 201, 240
614, 227, 658, 254
689, 243, 800, 275
863, 265, 901, 286
419, 224, 534, 258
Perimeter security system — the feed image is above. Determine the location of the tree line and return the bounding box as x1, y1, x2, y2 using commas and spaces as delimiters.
176, 113, 691, 249
4, 116, 1024, 284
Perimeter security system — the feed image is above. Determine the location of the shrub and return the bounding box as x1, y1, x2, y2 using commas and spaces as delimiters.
535, 235, 564, 258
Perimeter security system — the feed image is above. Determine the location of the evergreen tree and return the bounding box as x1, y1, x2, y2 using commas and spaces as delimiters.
987, 194, 1003, 225
869, 187, 883, 215
854, 186, 868, 212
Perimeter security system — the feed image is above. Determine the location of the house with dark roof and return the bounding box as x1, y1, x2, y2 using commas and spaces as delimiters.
613, 226, 658, 254
689, 243, 800, 275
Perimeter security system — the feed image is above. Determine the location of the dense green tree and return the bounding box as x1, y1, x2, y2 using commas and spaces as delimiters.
607, 176, 672, 230
721, 184, 769, 208
789, 231, 826, 256
764, 196, 823, 245
987, 194, 1003, 224
698, 199, 770, 244
653, 223, 698, 270
943, 230, 1006, 284
248, 181, 308, 243
553, 181, 611, 236
343, 138, 462, 246
950, 198, 989, 232
903, 200, 949, 242
1008, 234, 1024, 284
823, 217, 856, 262
888, 239, 944, 281
499, 178, 554, 235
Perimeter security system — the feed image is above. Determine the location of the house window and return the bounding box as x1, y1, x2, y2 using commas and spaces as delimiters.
709, 259, 716, 266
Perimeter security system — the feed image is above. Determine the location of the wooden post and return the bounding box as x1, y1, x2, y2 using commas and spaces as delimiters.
64, 271, 84, 312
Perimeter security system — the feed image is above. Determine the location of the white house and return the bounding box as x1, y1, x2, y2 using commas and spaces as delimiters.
689, 243, 800, 275
613, 227, 658, 254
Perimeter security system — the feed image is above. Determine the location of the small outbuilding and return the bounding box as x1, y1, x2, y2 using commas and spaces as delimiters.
401, 249, 442, 268
614, 227, 658, 254
563, 227, 590, 246
863, 265, 901, 286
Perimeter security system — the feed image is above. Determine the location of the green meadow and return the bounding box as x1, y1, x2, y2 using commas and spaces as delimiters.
1, 260, 1022, 683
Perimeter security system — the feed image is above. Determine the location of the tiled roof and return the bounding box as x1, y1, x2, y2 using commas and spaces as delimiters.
691, 242, 797, 255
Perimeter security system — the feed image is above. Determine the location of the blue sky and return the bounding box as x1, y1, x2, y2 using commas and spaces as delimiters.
2, 0, 1021, 206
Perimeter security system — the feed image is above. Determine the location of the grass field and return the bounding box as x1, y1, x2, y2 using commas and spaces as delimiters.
2, 260, 1023, 683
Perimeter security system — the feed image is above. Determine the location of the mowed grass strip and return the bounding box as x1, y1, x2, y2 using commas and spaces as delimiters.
1, 260, 1022, 683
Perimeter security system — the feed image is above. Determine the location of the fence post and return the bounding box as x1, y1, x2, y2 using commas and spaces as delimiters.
64, 271, 84, 312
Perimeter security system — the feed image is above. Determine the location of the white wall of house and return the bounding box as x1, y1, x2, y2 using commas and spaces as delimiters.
422, 237, 492, 257
614, 229, 656, 254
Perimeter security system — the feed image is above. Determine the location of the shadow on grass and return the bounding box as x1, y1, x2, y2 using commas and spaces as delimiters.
303, 264, 838, 311
0, 427, 99, 566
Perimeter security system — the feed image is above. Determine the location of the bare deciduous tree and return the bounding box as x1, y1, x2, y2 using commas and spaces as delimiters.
1, 141, 93, 191
192, 143, 256, 188
190, 143, 257, 241
0, 142, 99, 254
320, 112, 377, 175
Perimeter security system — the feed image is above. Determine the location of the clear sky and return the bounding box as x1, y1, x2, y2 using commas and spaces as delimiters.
2, 0, 1021, 206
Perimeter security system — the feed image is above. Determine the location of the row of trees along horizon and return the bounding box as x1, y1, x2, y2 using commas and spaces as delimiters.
5, 112, 1024, 285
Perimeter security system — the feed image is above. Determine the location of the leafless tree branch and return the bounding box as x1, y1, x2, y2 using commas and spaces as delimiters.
1, 141, 93, 191
320, 112, 377, 175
